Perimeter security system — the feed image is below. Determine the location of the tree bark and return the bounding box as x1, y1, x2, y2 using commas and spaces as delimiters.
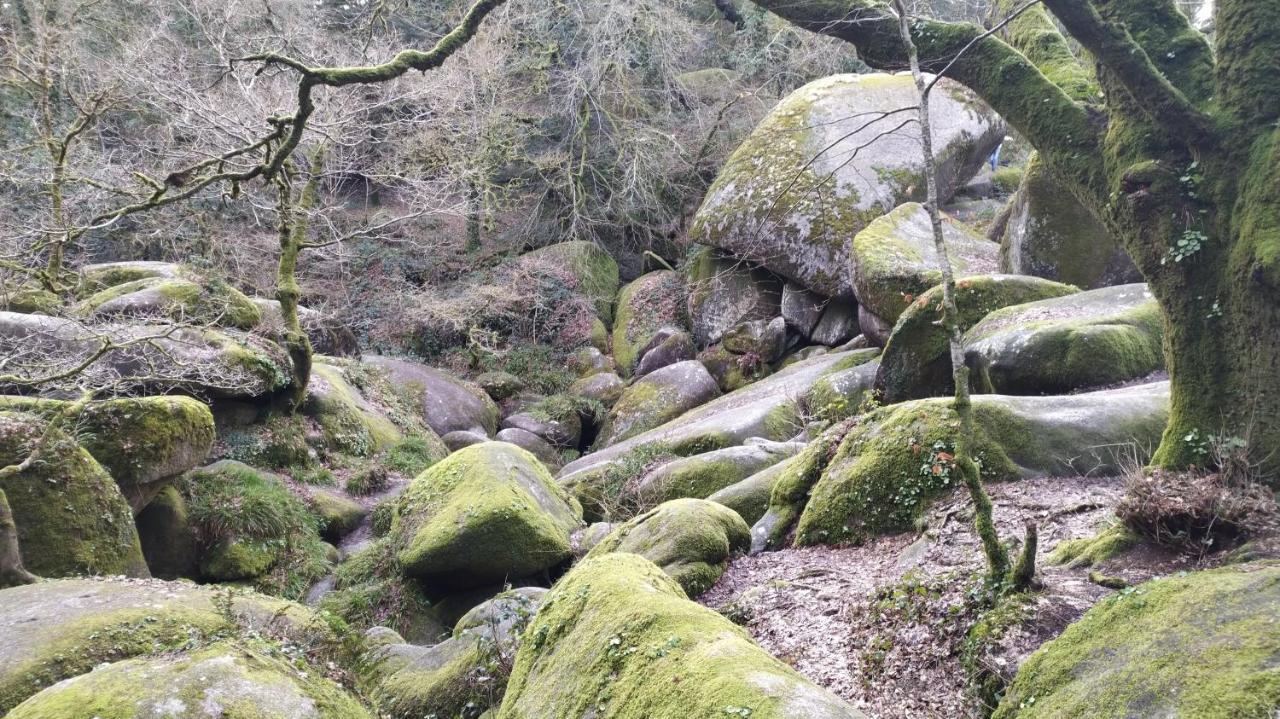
0, 489, 38, 588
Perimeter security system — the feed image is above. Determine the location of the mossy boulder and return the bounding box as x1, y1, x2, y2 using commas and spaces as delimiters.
74, 260, 183, 296
477, 371, 526, 401
800, 348, 881, 422
76, 275, 261, 330
0, 395, 215, 512
8, 641, 372, 719
698, 343, 772, 392
309, 488, 367, 542
519, 241, 620, 324
391, 442, 582, 589
135, 485, 199, 579
0, 412, 147, 579
634, 327, 697, 377
692, 73, 1003, 299
365, 355, 500, 437
993, 562, 1280, 718
596, 360, 721, 447
964, 283, 1164, 395
305, 362, 403, 457
686, 246, 783, 347
584, 498, 750, 595
0, 577, 334, 713
496, 427, 563, 472
568, 371, 625, 407
850, 202, 1002, 326
632, 440, 805, 507
997, 152, 1140, 290
790, 382, 1170, 546
878, 275, 1079, 402
370, 588, 545, 718
495, 553, 866, 718
612, 271, 689, 377
0, 286, 60, 315
707, 452, 806, 526
722, 316, 788, 364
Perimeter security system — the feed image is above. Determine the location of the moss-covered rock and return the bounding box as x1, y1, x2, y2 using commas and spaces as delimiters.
1046, 523, 1140, 569
791, 382, 1170, 546
632, 440, 805, 507
801, 348, 881, 423
0, 577, 335, 713
76, 275, 261, 330
0, 286, 60, 315
74, 260, 183, 296
612, 270, 689, 377
698, 343, 772, 392
520, 241, 620, 324
993, 562, 1280, 718
997, 152, 1140, 290
135, 485, 199, 579
597, 360, 721, 447
721, 316, 788, 363
477, 371, 526, 401
706, 453, 804, 526
851, 202, 1002, 326
963, 283, 1164, 395
584, 499, 750, 595
0, 395, 215, 512
568, 371, 625, 407
686, 246, 783, 347
691, 73, 1003, 299
365, 356, 500, 437
0, 412, 147, 579
878, 275, 1079, 402
495, 553, 866, 718
309, 488, 367, 542
391, 442, 582, 589
305, 362, 403, 457
8, 640, 372, 719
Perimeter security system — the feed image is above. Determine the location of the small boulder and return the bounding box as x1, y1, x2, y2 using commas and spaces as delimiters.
502, 408, 582, 449
612, 271, 689, 377
878, 275, 1078, 402
851, 202, 1001, 326
566, 346, 614, 377
632, 440, 805, 506
810, 298, 860, 346
596, 360, 721, 447
634, 328, 696, 377
722, 316, 788, 363
964, 283, 1163, 395
495, 554, 867, 718
781, 283, 827, 339
476, 371, 525, 401
568, 372, 625, 407
391, 442, 582, 589
309, 488, 367, 542
364, 355, 499, 437
496, 427, 563, 471
707, 453, 805, 526
442, 429, 489, 452
584, 498, 750, 595
686, 247, 783, 347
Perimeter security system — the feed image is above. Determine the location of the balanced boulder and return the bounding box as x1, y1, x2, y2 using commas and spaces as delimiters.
686, 247, 782, 347
613, 271, 689, 376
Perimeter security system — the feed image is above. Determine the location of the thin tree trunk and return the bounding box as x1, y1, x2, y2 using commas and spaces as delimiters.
0, 489, 38, 588
275, 156, 321, 410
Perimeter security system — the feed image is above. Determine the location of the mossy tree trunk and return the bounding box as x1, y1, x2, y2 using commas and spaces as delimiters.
0, 489, 38, 588
752, 0, 1280, 479
274, 157, 321, 411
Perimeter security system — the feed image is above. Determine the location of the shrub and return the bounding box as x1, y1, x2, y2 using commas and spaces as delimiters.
1116, 470, 1277, 552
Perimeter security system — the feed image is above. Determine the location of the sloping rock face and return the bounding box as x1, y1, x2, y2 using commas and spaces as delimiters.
691, 73, 1003, 298
363, 355, 499, 437
687, 246, 783, 347
851, 202, 1002, 326
305, 361, 404, 456
0, 312, 291, 400
391, 442, 582, 589
997, 153, 1140, 290
596, 360, 721, 447
584, 498, 750, 595
76, 276, 261, 330
964, 283, 1164, 395
0, 413, 148, 580
877, 275, 1079, 402
994, 561, 1280, 719
785, 382, 1170, 546
495, 553, 868, 718
7, 642, 372, 719
632, 440, 805, 506
0, 577, 329, 713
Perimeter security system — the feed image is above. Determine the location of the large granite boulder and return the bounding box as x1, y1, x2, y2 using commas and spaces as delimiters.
0, 395, 214, 512
76, 276, 261, 330
691, 73, 1003, 298
850, 202, 1001, 326
877, 275, 1078, 402
994, 562, 1280, 719
304, 361, 404, 457
363, 355, 499, 437
613, 271, 689, 376
495, 553, 867, 718
596, 360, 721, 447
584, 498, 750, 595
391, 442, 582, 588
7, 641, 372, 719
996, 153, 1140, 290
631, 440, 805, 507
964, 283, 1164, 395
0, 413, 147, 580
707, 452, 806, 526
686, 247, 783, 347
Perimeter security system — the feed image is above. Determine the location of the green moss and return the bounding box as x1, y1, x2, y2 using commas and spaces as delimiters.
961, 591, 1037, 711
7, 641, 372, 719
993, 562, 1280, 718
381, 436, 444, 476
220, 413, 315, 470
306, 363, 403, 458
75, 276, 260, 330
320, 538, 444, 642
201, 537, 281, 580
1046, 523, 1139, 568
794, 400, 1022, 546
584, 499, 750, 596
612, 271, 688, 377
1, 287, 60, 314
879, 275, 1078, 402
310, 489, 367, 541
522, 241, 620, 324
391, 442, 582, 587
496, 553, 860, 718
74, 262, 178, 296
0, 412, 147, 579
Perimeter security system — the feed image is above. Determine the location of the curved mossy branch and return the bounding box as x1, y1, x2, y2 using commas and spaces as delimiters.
987, 0, 1100, 103
1041, 0, 1216, 147
749, 0, 1107, 202
1214, 0, 1280, 128
1098, 0, 1216, 107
